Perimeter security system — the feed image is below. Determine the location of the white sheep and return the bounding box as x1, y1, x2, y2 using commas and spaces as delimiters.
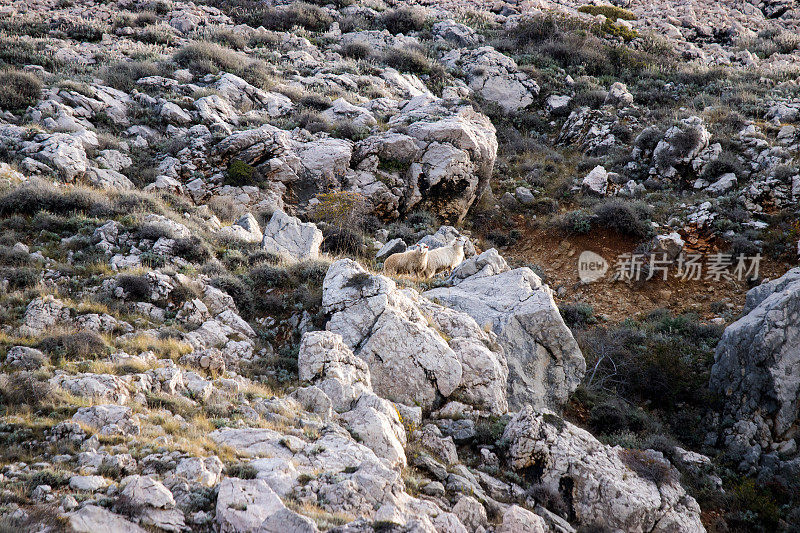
383, 243, 429, 277
423, 237, 467, 278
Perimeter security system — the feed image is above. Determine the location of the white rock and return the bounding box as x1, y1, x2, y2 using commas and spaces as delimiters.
216, 478, 286, 533
69, 475, 109, 491
497, 505, 547, 533
261, 210, 323, 261
121, 475, 175, 509
503, 406, 704, 532
582, 165, 608, 195
67, 505, 148, 533
426, 266, 584, 411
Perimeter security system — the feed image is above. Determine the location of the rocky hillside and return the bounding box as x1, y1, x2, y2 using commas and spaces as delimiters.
0, 0, 798, 532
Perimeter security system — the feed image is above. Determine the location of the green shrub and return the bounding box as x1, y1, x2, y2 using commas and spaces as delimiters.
226, 463, 258, 479
321, 226, 364, 256
598, 20, 639, 41
474, 415, 509, 446
577, 5, 637, 21
250, 264, 289, 290
210, 275, 254, 317
559, 302, 596, 328
299, 93, 331, 111
288, 259, 329, 287
173, 236, 212, 263
0, 267, 41, 290
0, 70, 42, 111
560, 209, 593, 235
175, 41, 242, 74
68, 23, 105, 41
296, 110, 332, 134
241, 2, 332, 32
26, 468, 69, 491
136, 24, 176, 45
204, 26, 248, 49
226, 159, 255, 186
0, 245, 32, 266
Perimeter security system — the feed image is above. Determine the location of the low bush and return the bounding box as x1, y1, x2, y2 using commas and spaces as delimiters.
380, 7, 428, 35
239, 2, 333, 32
382, 48, 433, 74
577, 5, 637, 21
321, 226, 364, 256
175, 41, 242, 74
0, 70, 42, 111
39, 331, 109, 361
591, 199, 653, 239
0, 183, 111, 217
341, 41, 372, 60
250, 264, 289, 290
0, 372, 56, 410
135, 24, 176, 46
101, 60, 165, 92
618, 449, 676, 486
173, 236, 212, 263
559, 302, 596, 328
0, 266, 41, 290
226, 160, 255, 186
299, 93, 331, 111
559, 209, 593, 235
117, 274, 151, 300
226, 463, 258, 479
210, 275, 254, 317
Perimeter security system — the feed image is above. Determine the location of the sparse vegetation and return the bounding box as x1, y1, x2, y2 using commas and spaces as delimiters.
0, 70, 42, 111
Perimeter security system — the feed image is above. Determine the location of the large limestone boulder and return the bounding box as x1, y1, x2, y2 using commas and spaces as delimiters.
261, 210, 323, 261
425, 259, 585, 411
72, 405, 140, 436
67, 505, 148, 533
19, 295, 70, 336
354, 96, 497, 223
217, 213, 262, 243
216, 478, 287, 533
298, 331, 372, 413
441, 47, 539, 112
503, 406, 705, 533
709, 267, 800, 470
322, 259, 508, 413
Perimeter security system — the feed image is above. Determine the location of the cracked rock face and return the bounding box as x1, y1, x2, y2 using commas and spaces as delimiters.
322, 259, 508, 413
426, 258, 585, 411
710, 267, 800, 470
260, 210, 323, 261
503, 406, 705, 533
441, 46, 540, 112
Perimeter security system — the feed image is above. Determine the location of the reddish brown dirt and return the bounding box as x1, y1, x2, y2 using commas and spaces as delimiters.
487, 217, 795, 323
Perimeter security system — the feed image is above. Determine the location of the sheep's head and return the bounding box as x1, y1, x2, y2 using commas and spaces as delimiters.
415, 243, 429, 256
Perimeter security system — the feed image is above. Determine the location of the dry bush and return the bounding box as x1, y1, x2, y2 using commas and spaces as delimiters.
0, 70, 42, 110
0, 372, 57, 410
39, 331, 109, 361
618, 448, 677, 486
